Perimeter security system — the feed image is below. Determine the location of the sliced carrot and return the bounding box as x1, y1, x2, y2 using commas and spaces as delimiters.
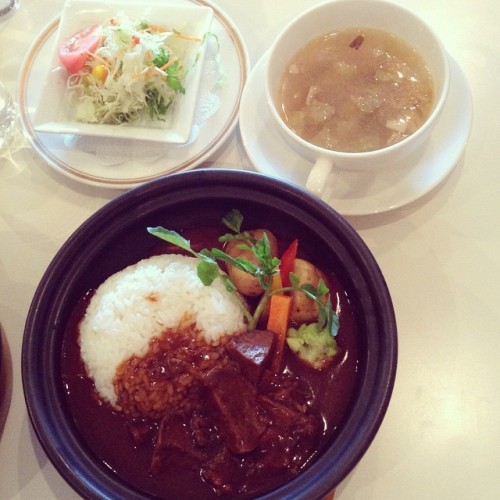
174, 33, 203, 42
266, 294, 292, 372
146, 24, 168, 33
160, 56, 179, 71
270, 272, 283, 293
259, 274, 283, 326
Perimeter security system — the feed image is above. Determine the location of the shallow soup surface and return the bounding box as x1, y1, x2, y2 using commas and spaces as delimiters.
279, 27, 435, 152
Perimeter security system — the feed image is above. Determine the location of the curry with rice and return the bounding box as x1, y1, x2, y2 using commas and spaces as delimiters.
61, 209, 360, 498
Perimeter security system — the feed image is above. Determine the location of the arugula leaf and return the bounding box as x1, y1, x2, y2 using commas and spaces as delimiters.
253, 233, 280, 274
222, 209, 243, 233
297, 278, 338, 337
147, 211, 339, 339
222, 276, 238, 293
152, 47, 169, 69
219, 232, 253, 244
147, 227, 194, 254
197, 259, 220, 286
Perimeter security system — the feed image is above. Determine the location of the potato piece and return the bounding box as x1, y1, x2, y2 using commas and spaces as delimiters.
224, 229, 279, 297
290, 258, 325, 323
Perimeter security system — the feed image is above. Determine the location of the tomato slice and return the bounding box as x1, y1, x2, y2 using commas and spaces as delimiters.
58, 24, 101, 74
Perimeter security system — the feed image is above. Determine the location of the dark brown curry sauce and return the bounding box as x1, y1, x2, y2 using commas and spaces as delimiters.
61, 227, 360, 499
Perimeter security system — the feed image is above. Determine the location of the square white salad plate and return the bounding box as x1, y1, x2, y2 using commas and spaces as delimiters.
32, 0, 213, 144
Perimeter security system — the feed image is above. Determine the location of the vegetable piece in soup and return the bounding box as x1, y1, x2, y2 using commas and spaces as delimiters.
279, 27, 435, 152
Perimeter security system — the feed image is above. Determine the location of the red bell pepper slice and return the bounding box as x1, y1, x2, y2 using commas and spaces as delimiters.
280, 239, 298, 288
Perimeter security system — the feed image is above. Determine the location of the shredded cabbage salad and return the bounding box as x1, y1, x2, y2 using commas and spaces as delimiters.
64, 13, 204, 125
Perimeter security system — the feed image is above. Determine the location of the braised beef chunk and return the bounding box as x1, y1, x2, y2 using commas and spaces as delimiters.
203, 364, 268, 454
148, 363, 323, 496
226, 329, 275, 385
151, 414, 207, 475
190, 411, 218, 449
148, 335, 323, 495
259, 371, 313, 413
201, 446, 243, 495
257, 395, 320, 475
126, 420, 154, 446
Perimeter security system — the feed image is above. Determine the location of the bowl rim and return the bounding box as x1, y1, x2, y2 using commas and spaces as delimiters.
1, 323, 13, 439
22, 168, 397, 499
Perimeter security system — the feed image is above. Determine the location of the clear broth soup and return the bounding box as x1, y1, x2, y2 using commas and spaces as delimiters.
279, 27, 435, 153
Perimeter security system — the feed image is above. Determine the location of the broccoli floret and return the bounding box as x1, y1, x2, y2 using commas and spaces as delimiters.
287, 323, 338, 369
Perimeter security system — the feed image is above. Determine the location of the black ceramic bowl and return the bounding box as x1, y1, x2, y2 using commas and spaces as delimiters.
22, 169, 397, 499
0, 323, 13, 440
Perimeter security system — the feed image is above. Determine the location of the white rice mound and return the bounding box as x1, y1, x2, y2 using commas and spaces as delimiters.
79, 254, 246, 406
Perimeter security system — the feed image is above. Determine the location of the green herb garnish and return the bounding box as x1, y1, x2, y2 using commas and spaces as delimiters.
145, 87, 171, 120
165, 61, 185, 94
152, 47, 169, 69
147, 209, 338, 337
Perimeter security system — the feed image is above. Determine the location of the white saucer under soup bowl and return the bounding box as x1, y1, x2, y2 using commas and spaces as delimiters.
239, 53, 472, 216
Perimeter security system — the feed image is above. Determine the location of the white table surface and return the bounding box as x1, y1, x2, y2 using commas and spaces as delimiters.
1, 0, 499, 498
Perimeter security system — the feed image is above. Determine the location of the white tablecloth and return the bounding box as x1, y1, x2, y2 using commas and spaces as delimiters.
1, 0, 499, 498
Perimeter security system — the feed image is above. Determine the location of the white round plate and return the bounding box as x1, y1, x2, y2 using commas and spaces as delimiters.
17, 0, 249, 189
239, 52, 473, 216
